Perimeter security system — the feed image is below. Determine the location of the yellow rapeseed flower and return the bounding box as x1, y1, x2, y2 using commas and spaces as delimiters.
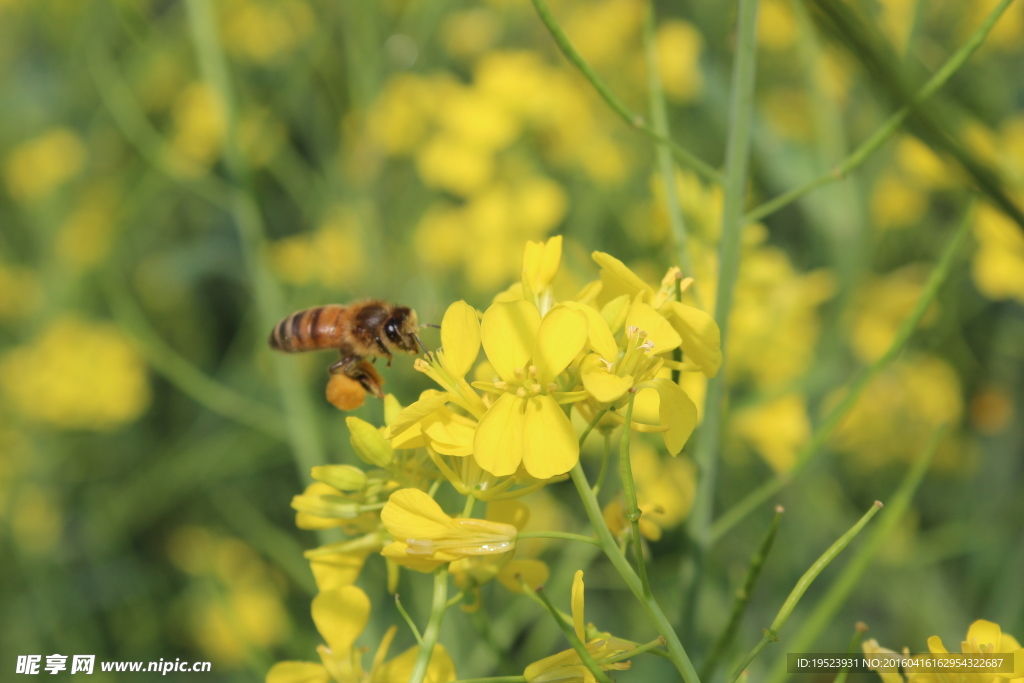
3, 128, 86, 203
380, 488, 518, 571
523, 570, 634, 683
266, 585, 456, 683
972, 203, 1024, 304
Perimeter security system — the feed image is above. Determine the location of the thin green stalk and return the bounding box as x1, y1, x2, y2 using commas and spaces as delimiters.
533, 586, 614, 683
763, 429, 945, 683
685, 0, 761, 636
518, 532, 602, 547
618, 393, 651, 597
579, 408, 610, 448
643, 3, 699, 303
700, 506, 784, 680
604, 637, 668, 665
743, 0, 1017, 225
395, 594, 423, 644
712, 202, 974, 542
593, 430, 612, 495
528, 0, 721, 184
728, 502, 883, 683
834, 623, 869, 683
104, 277, 286, 439
569, 464, 701, 683
409, 567, 450, 683
185, 0, 325, 482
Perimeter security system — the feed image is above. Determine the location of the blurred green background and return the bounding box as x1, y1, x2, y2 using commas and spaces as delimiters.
1, 0, 1023, 681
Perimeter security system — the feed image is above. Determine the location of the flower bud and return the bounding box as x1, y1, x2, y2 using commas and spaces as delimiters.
311, 464, 367, 491
346, 416, 395, 467
290, 493, 361, 519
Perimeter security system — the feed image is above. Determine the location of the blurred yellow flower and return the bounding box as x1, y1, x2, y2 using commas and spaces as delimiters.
878, 0, 916, 54
656, 20, 704, 103
0, 262, 41, 319
972, 202, 1024, 304
416, 133, 495, 196
0, 316, 150, 430
757, 0, 798, 51
564, 0, 644, 68
4, 128, 86, 203
441, 8, 501, 59
56, 183, 120, 272
266, 585, 456, 683
733, 394, 810, 473
603, 440, 697, 541
871, 172, 929, 230
221, 0, 313, 64
831, 354, 963, 472
851, 265, 937, 363
170, 82, 225, 172
896, 136, 956, 190
269, 207, 365, 288
10, 484, 62, 556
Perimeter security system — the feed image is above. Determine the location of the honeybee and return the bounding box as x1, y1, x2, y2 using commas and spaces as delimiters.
269, 300, 424, 410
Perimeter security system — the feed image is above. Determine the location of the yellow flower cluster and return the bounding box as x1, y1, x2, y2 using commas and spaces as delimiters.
3, 128, 86, 203
0, 316, 151, 430
864, 620, 1024, 683
269, 238, 721, 682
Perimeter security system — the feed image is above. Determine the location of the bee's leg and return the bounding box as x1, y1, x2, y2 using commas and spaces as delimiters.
329, 355, 358, 375
374, 338, 394, 367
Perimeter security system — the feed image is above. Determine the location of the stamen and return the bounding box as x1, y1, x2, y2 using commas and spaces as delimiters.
528, 365, 538, 377
516, 387, 527, 397
514, 367, 524, 377
494, 381, 508, 390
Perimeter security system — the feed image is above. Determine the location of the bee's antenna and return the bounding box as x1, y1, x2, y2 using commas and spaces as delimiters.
413, 333, 431, 356
422, 323, 441, 329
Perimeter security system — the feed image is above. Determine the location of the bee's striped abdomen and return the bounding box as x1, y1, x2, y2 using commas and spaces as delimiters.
269, 305, 347, 352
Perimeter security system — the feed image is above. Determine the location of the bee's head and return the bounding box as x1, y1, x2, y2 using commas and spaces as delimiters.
383, 306, 420, 354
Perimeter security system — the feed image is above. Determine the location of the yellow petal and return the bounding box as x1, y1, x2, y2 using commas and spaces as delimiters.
966, 620, 1003, 652
638, 379, 698, 455
497, 559, 550, 593
311, 586, 370, 656
374, 645, 456, 683
561, 301, 618, 360
266, 661, 330, 683
310, 552, 370, 591
381, 542, 450, 572
601, 294, 631, 335
481, 301, 541, 381
522, 235, 563, 295
474, 393, 528, 476
441, 301, 481, 379
571, 570, 585, 642
534, 306, 587, 384
386, 390, 450, 439
422, 406, 477, 456
580, 354, 633, 403
626, 300, 681, 354
522, 394, 580, 479
381, 489, 455, 540
928, 635, 949, 654
662, 301, 723, 377
592, 251, 654, 301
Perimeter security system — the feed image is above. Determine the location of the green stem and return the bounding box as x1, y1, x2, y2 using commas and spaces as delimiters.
604, 637, 668, 665
700, 506, 784, 680
728, 502, 883, 683
643, 3, 700, 305
184, 0, 325, 482
593, 430, 612, 495
462, 494, 477, 518
569, 464, 701, 683
618, 393, 651, 597
685, 0, 761, 635
518, 532, 602, 547
763, 428, 945, 683
409, 567, 450, 683
833, 623, 869, 683
742, 0, 1017, 225
527, 0, 721, 184
712, 202, 974, 542
533, 586, 613, 683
